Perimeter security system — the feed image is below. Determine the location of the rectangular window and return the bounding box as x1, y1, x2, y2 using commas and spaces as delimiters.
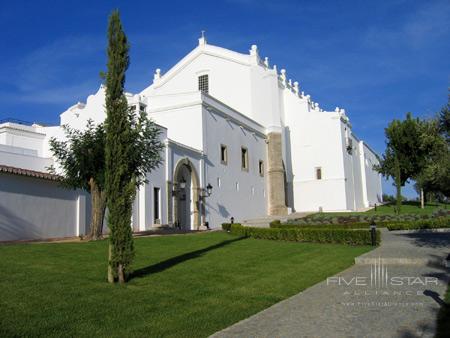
259, 160, 264, 176
241, 147, 248, 171
153, 187, 160, 223
316, 167, 322, 180
198, 74, 209, 94
139, 103, 146, 113
217, 177, 221, 188
220, 144, 228, 165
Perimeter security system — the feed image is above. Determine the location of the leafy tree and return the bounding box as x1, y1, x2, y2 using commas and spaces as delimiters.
104, 10, 163, 283
414, 98, 450, 201
49, 120, 106, 240
376, 113, 423, 214
438, 95, 450, 143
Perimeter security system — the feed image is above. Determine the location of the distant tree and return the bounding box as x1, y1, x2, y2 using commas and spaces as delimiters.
376, 113, 423, 214
104, 10, 163, 284
49, 120, 106, 240
414, 97, 450, 202
438, 95, 450, 143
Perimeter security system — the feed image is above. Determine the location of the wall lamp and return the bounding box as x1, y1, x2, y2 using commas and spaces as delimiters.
202, 183, 213, 197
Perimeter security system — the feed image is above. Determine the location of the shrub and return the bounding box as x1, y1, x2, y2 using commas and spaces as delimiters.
269, 220, 281, 228
386, 217, 450, 230
270, 221, 389, 230
301, 212, 442, 225
222, 223, 232, 232
223, 223, 380, 246
433, 209, 450, 217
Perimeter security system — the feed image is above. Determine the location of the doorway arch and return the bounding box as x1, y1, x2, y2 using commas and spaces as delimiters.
173, 158, 201, 230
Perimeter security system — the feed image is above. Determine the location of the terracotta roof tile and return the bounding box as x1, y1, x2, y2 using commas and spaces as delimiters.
0, 164, 62, 181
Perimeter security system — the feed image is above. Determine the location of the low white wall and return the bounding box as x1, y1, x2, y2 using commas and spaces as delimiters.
0, 173, 89, 241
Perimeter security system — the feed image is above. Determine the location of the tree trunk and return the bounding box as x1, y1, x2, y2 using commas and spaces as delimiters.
118, 264, 125, 284
88, 178, 107, 240
394, 156, 402, 215
107, 243, 114, 283
420, 188, 425, 209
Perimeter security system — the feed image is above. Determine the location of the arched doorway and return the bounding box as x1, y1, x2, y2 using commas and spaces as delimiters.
173, 159, 201, 230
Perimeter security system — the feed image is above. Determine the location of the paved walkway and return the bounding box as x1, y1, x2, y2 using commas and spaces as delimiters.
211, 229, 450, 338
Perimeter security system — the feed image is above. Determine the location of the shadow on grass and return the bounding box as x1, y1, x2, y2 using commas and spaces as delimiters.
130, 236, 246, 280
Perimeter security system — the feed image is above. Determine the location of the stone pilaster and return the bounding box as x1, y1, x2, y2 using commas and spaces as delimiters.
267, 132, 288, 216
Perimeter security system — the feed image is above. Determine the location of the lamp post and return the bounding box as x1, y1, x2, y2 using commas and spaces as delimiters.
370, 221, 377, 246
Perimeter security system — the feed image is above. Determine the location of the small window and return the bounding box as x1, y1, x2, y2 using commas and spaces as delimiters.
217, 177, 221, 188
316, 167, 322, 180
220, 144, 228, 165
241, 147, 248, 171
139, 103, 146, 113
153, 187, 160, 223
258, 160, 264, 176
198, 74, 209, 94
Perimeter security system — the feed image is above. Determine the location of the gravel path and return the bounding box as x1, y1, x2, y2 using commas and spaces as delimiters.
211, 229, 450, 338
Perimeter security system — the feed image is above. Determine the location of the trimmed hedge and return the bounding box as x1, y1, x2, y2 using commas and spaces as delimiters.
222, 223, 380, 246
291, 209, 450, 226
222, 223, 232, 232
386, 217, 450, 231
270, 219, 389, 230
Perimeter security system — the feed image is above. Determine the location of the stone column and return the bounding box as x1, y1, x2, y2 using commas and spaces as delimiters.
267, 132, 288, 216
167, 180, 173, 226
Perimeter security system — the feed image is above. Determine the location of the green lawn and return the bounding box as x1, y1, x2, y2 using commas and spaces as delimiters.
309, 201, 447, 218
0, 232, 371, 338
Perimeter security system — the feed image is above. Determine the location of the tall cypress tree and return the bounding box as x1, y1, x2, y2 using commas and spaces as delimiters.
104, 10, 135, 283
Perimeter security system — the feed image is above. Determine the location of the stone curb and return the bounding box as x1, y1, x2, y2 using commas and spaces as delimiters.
354, 257, 440, 266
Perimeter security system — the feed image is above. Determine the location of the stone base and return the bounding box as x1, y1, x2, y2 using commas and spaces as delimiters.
269, 206, 288, 216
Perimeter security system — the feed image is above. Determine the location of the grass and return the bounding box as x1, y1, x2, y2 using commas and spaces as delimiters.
308, 201, 447, 218
0, 232, 371, 338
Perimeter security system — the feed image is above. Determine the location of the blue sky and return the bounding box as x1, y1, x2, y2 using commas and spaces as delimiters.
1, 0, 449, 197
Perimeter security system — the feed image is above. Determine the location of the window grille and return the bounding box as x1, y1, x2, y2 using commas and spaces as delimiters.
198, 74, 209, 93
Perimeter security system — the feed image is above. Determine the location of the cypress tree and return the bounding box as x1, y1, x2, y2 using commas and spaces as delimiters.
104, 10, 135, 283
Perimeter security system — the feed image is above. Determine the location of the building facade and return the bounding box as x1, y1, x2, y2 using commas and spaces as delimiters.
0, 36, 382, 241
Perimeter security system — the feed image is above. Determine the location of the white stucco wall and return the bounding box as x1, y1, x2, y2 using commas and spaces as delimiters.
142, 43, 253, 119
133, 127, 168, 231
285, 102, 348, 212
148, 96, 204, 151
0, 123, 46, 157
0, 172, 88, 241
202, 105, 267, 227
363, 143, 383, 206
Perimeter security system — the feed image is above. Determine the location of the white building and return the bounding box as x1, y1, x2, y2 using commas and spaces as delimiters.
0, 36, 382, 241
